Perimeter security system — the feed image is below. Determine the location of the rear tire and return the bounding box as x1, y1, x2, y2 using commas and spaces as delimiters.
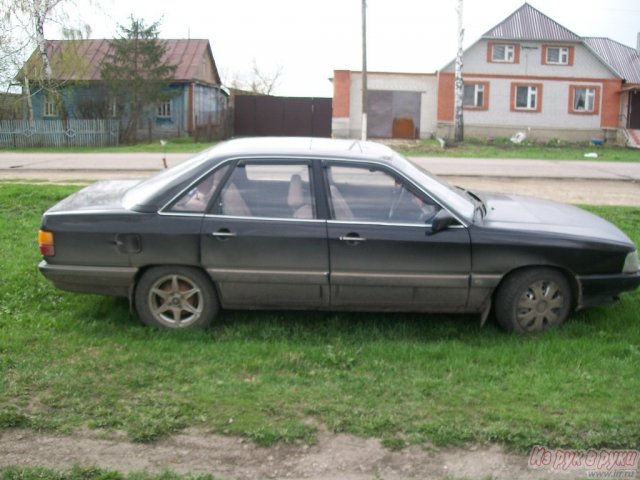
134, 266, 218, 329
494, 268, 571, 333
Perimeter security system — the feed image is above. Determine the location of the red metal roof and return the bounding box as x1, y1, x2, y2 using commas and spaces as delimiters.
21, 38, 220, 85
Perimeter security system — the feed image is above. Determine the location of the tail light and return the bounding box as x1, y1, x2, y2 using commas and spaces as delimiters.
38, 230, 55, 256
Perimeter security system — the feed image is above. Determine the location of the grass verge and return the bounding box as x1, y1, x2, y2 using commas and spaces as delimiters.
0, 184, 639, 450
398, 138, 639, 161
0, 137, 215, 154
0, 466, 218, 480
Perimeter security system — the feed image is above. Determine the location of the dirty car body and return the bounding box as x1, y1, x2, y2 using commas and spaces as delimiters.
38, 138, 640, 332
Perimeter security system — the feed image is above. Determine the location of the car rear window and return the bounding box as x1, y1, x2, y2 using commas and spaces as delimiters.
122, 147, 218, 209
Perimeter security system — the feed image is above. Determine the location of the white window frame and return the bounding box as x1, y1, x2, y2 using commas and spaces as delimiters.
463, 83, 485, 108
546, 46, 569, 65
157, 100, 172, 119
573, 87, 596, 112
42, 95, 58, 118
515, 85, 538, 110
492, 44, 515, 62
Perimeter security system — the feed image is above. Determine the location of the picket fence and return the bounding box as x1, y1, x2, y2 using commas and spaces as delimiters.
0, 119, 119, 147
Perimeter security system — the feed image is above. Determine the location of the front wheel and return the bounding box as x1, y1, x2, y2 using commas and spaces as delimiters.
134, 266, 218, 329
494, 268, 572, 333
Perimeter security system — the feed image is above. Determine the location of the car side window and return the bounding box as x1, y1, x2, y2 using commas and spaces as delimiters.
169, 164, 230, 213
217, 163, 315, 219
327, 165, 440, 223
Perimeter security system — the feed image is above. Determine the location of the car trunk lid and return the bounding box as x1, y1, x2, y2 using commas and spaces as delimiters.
46, 180, 141, 214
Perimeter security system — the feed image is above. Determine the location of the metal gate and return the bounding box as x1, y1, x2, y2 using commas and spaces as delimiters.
234, 95, 332, 137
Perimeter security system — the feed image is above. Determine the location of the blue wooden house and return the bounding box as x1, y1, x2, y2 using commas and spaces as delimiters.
19, 38, 228, 140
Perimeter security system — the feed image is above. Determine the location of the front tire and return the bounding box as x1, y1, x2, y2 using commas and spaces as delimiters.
494, 268, 572, 333
134, 266, 218, 329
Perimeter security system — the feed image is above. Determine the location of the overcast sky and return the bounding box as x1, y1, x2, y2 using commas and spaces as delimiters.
52, 0, 640, 97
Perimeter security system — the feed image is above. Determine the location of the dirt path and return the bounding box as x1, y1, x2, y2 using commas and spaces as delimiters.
448, 176, 640, 206
0, 428, 583, 480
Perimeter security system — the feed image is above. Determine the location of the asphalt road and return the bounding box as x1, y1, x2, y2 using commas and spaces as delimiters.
1, 151, 639, 206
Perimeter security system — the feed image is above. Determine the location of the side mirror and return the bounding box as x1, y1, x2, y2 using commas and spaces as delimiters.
429, 209, 456, 234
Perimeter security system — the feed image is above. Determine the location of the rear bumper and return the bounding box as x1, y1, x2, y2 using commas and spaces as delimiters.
38, 260, 137, 297
577, 271, 640, 309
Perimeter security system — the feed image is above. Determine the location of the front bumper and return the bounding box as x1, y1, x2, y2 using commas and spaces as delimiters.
577, 271, 640, 309
38, 260, 137, 297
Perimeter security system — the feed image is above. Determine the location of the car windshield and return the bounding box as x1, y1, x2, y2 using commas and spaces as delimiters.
122, 146, 219, 209
390, 152, 476, 221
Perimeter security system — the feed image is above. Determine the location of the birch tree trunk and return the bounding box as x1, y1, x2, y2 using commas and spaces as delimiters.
32, 0, 59, 80
24, 77, 34, 122
454, 0, 464, 142
361, 0, 368, 141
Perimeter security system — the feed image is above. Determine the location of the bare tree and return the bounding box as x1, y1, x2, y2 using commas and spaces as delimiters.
0, 4, 33, 97
225, 60, 282, 95
453, 0, 464, 142
0, 26, 23, 117
1, 0, 92, 119
249, 60, 282, 95
0, 23, 13, 87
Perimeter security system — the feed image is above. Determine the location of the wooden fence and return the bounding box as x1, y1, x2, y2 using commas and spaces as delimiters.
194, 110, 231, 142
0, 119, 119, 148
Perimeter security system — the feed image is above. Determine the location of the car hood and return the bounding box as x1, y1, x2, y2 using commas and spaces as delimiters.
46, 180, 142, 214
480, 191, 633, 246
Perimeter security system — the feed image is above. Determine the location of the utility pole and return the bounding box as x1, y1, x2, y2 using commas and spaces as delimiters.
454, 0, 464, 142
361, 0, 368, 141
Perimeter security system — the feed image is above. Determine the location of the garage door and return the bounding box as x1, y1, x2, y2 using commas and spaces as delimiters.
367, 90, 422, 139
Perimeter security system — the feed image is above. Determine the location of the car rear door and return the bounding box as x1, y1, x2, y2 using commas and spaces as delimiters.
324, 163, 472, 311
199, 159, 330, 309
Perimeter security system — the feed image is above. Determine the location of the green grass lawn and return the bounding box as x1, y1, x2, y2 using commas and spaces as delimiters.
1, 184, 639, 451
398, 139, 640, 161
0, 466, 217, 480
0, 137, 216, 154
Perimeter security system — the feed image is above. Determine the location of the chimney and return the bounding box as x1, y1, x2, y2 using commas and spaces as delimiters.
637, 32, 640, 54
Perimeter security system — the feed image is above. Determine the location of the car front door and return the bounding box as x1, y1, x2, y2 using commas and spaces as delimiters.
324, 163, 471, 311
199, 160, 330, 309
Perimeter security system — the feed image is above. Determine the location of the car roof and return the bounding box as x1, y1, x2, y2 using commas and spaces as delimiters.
210, 137, 397, 162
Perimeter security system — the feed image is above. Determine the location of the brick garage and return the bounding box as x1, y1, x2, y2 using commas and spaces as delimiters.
331, 70, 438, 140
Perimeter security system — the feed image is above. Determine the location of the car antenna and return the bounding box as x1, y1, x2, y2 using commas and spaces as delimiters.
348, 140, 363, 152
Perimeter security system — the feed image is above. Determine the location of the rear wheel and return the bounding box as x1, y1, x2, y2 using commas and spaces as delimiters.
495, 268, 572, 333
135, 266, 218, 329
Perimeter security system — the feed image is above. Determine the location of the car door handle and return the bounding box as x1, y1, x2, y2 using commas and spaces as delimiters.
212, 229, 237, 239
339, 234, 366, 245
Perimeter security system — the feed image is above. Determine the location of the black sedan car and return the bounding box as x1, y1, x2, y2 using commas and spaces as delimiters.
38, 137, 640, 332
